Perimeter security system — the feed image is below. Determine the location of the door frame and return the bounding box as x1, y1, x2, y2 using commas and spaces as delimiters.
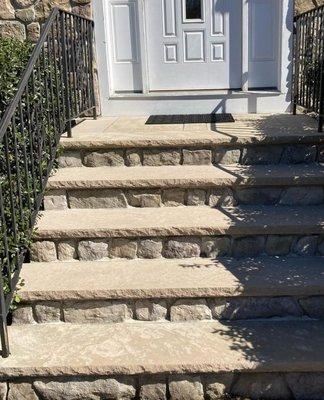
93, 0, 293, 109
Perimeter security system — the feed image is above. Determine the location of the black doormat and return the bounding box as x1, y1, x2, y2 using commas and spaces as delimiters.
145, 113, 235, 125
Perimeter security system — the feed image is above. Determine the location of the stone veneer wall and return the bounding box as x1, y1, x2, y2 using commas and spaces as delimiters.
0, 0, 92, 42
295, 0, 324, 13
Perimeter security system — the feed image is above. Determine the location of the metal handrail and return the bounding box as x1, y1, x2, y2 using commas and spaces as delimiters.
293, 4, 324, 132
0, 7, 96, 357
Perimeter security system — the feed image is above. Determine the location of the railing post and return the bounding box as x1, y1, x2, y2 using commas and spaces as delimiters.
89, 21, 97, 120
319, 59, 324, 132
60, 12, 72, 137
292, 18, 298, 115
0, 273, 9, 358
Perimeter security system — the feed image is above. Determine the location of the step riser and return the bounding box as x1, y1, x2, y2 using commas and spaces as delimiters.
3, 372, 324, 400
44, 186, 324, 210
59, 143, 321, 168
13, 295, 324, 325
30, 235, 324, 262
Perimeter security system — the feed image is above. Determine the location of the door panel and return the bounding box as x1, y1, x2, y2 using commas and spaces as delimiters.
248, 0, 280, 88
145, 0, 242, 91
108, 0, 142, 92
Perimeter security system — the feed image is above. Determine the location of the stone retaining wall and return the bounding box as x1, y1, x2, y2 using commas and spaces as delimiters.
58, 144, 321, 168
13, 294, 324, 324
30, 234, 324, 262
44, 185, 324, 210
2, 372, 324, 399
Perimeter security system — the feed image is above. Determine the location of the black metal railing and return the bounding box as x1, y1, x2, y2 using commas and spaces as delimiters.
0, 7, 96, 357
293, 4, 324, 132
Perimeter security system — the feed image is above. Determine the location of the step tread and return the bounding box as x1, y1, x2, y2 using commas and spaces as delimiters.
20, 256, 324, 301
61, 115, 324, 149
48, 164, 324, 190
36, 205, 324, 238
2, 320, 324, 377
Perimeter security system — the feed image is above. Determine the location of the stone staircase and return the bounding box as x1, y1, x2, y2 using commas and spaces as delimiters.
3, 114, 324, 399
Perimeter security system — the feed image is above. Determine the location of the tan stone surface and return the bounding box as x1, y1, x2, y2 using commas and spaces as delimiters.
60, 115, 323, 149
35, 206, 324, 239
20, 256, 324, 301
48, 164, 324, 190
2, 320, 324, 377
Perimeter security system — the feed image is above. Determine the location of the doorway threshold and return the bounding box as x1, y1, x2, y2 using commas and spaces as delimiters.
111, 89, 282, 100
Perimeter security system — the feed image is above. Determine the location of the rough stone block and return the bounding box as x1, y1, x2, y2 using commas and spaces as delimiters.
208, 188, 236, 207
187, 189, 206, 206
210, 297, 302, 320
201, 237, 231, 257
205, 373, 234, 400
183, 149, 212, 165
127, 191, 162, 207
44, 190, 68, 210
232, 236, 265, 258
139, 376, 167, 400
231, 373, 291, 400
0, 0, 14, 20
8, 382, 37, 400
235, 187, 282, 205
110, 238, 137, 259
280, 186, 324, 205
0, 383, 6, 400
143, 149, 181, 166
15, 7, 35, 22
318, 237, 324, 255
77, 240, 108, 261
63, 301, 132, 323
299, 296, 324, 318
280, 145, 317, 164
163, 238, 200, 258
34, 302, 61, 323
58, 151, 82, 168
169, 375, 204, 400
293, 236, 318, 256
241, 146, 282, 165
213, 148, 241, 164
162, 189, 186, 206
12, 306, 34, 324
125, 149, 142, 166
135, 299, 167, 321
0, 21, 26, 41
57, 241, 77, 261
30, 241, 57, 262
83, 150, 124, 167
69, 189, 127, 208
170, 299, 212, 321
286, 373, 324, 400
266, 235, 294, 256
33, 378, 136, 400
137, 239, 163, 259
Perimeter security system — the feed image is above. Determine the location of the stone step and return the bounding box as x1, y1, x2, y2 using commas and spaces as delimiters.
13, 257, 324, 324
58, 115, 324, 167
31, 206, 324, 261
2, 320, 324, 399
45, 164, 324, 209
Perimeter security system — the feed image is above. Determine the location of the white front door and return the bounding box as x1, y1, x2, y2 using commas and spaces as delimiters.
145, 0, 242, 91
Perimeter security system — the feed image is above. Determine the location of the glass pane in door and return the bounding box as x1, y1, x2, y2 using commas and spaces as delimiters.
185, 0, 202, 20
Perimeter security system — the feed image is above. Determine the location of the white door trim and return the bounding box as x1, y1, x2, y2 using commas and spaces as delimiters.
137, 0, 150, 93
242, 0, 249, 92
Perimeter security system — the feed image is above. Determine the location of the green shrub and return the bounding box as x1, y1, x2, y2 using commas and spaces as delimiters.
0, 38, 33, 118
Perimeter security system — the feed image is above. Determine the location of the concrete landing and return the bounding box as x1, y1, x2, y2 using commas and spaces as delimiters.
61, 114, 323, 149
